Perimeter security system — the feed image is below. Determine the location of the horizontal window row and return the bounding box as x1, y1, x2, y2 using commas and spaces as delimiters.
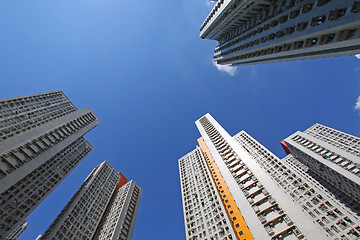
0, 113, 96, 176
215, 0, 337, 52
216, 29, 355, 64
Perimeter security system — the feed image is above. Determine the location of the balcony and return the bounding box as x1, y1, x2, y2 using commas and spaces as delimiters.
264, 211, 283, 224
235, 164, 248, 171
231, 164, 242, 173
234, 168, 247, 177
218, 145, 228, 153
227, 156, 237, 164
224, 149, 231, 156
243, 179, 256, 189
271, 227, 300, 240
239, 173, 252, 183
248, 186, 262, 196
225, 152, 234, 159
266, 218, 293, 237
328, 8, 347, 21
258, 200, 277, 213
253, 193, 269, 205
229, 160, 240, 168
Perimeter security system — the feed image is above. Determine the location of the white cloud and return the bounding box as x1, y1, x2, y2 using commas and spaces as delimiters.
355, 54, 360, 59
250, 66, 259, 78
205, 0, 215, 7
355, 96, 360, 112
213, 61, 237, 76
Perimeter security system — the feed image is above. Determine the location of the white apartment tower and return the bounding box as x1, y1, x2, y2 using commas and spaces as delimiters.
0, 91, 100, 239
40, 161, 142, 240
179, 148, 241, 240
235, 131, 360, 239
201, 0, 360, 66
179, 113, 360, 239
282, 123, 360, 214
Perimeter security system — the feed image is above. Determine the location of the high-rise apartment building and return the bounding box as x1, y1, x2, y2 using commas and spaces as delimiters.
201, 0, 360, 66
179, 147, 249, 240
94, 179, 141, 240
0, 91, 100, 239
40, 161, 142, 240
7, 219, 28, 240
179, 113, 360, 239
282, 123, 360, 213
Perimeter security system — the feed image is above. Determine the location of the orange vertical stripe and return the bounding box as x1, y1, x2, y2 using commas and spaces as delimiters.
198, 137, 253, 240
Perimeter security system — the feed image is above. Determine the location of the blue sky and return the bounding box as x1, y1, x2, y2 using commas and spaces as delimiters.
0, 0, 359, 239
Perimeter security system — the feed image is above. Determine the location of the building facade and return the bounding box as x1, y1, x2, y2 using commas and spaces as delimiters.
7, 219, 28, 240
40, 161, 142, 240
201, 0, 360, 66
0, 91, 100, 239
94, 180, 142, 240
179, 113, 360, 239
282, 123, 360, 214
179, 147, 247, 240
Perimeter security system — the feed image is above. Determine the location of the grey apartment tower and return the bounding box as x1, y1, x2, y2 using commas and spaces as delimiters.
179, 114, 360, 240
282, 123, 360, 213
7, 219, 28, 240
201, 0, 360, 66
0, 91, 100, 239
40, 161, 142, 240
